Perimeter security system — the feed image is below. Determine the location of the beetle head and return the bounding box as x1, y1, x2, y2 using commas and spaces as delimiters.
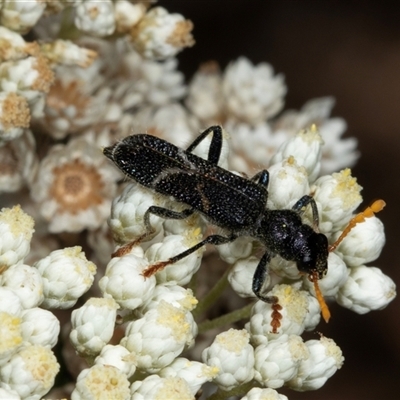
296, 231, 329, 279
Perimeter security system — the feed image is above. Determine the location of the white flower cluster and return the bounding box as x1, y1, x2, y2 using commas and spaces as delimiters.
0, 2, 195, 238
227, 126, 394, 321
0, 1, 194, 58
0, 2, 396, 399
186, 59, 359, 176
83, 125, 392, 398
0, 205, 95, 399
74, 2, 194, 58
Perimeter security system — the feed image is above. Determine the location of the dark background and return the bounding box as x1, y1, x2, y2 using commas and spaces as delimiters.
158, 1, 400, 399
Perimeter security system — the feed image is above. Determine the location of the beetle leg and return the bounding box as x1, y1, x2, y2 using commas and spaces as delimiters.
112, 206, 195, 257
142, 232, 237, 277
252, 251, 275, 302
143, 205, 195, 233
252, 251, 282, 334
292, 195, 320, 232
186, 126, 223, 165
250, 170, 269, 188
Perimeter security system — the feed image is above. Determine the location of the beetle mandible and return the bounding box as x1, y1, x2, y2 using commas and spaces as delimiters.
104, 125, 385, 331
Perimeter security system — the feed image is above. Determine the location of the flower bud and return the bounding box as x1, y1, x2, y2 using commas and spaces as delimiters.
70, 297, 119, 356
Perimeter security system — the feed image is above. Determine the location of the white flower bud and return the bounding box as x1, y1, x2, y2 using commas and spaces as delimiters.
114, 1, 146, 33
312, 168, 362, 234
74, 0, 116, 37
34, 246, 96, 309
40, 40, 97, 68
287, 336, 344, 391
109, 182, 164, 245
303, 252, 348, 297
267, 156, 310, 210
227, 120, 287, 172
247, 285, 320, 344
0, 26, 35, 61
271, 125, 323, 182
145, 232, 204, 286
162, 210, 204, 237
186, 62, 224, 124
131, 7, 194, 60
202, 328, 254, 391
71, 365, 130, 400
336, 266, 396, 314
0, 56, 53, 99
218, 235, 253, 265
0, 344, 60, 399
20, 308, 60, 348
70, 297, 119, 356
269, 256, 301, 280
140, 284, 198, 315
0, 388, 20, 399
228, 256, 259, 299
131, 375, 194, 400
94, 344, 137, 378
242, 387, 289, 400
1, 264, 44, 309
121, 300, 197, 373
159, 357, 218, 396
0, 287, 23, 316
99, 253, 156, 310
0, 312, 23, 367
0, 0, 46, 34
334, 216, 385, 267
318, 117, 359, 174
223, 57, 286, 124
254, 334, 309, 389
0, 205, 34, 271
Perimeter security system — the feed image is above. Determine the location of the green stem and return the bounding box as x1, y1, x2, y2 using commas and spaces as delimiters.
197, 301, 254, 334
192, 266, 232, 318
120, 311, 137, 325
58, 6, 81, 40
208, 381, 258, 400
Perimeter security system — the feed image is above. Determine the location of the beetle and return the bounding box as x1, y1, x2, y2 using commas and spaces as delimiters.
104, 125, 385, 330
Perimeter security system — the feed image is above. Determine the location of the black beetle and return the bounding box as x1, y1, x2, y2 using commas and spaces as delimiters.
104, 126, 385, 330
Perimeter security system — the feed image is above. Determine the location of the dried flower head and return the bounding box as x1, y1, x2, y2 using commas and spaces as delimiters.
0, 92, 30, 143
0, 26, 39, 62
74, 0, 116, 37
39, 62, 106, 139
114, 0, 147, 33
30, 137, 121, 233
130, 6, 195, 60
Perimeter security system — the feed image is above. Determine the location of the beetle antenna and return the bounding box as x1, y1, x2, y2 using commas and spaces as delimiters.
328, 199, 386, 253
310, 271, 331, 322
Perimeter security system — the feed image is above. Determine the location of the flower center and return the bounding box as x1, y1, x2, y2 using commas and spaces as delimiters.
50, 159, 104, 213
46, 80, 90, 117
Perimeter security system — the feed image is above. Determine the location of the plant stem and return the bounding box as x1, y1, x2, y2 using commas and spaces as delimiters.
208, 381, 258, 400
197, 301, 254, 334
192, 266, 232, 318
